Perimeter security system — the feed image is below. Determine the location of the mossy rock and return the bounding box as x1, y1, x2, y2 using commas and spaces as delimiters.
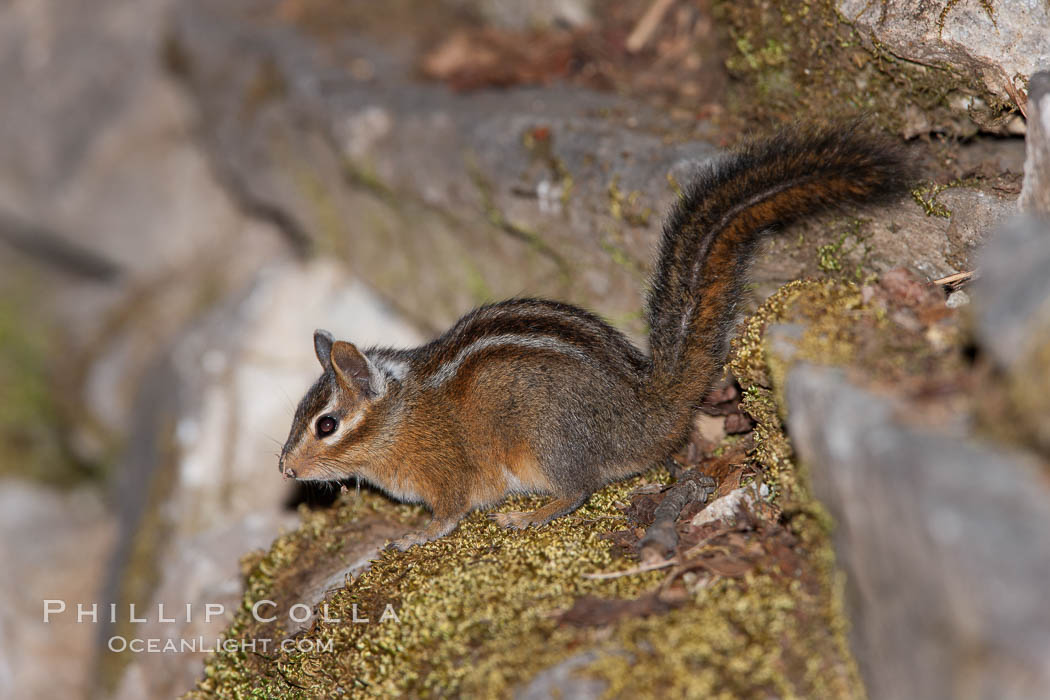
185, 282, 868, 699
714, 0, 1020, 136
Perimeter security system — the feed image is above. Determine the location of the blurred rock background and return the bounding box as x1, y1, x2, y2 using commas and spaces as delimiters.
0, 0, 420, 697
0, 0, 1046, 697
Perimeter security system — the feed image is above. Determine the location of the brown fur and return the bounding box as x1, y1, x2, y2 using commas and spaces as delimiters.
280, 126, 910, 550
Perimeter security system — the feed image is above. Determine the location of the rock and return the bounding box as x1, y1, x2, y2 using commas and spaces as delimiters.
280, 514, 411, 637
172, 0, 716, 338
470, 0, 594, 29
753, 185, 1015, 295
106, 259, 424, 697
1, 2, 440, 698
690, 483, 767, 528
111, 514, 298, 700
837, 0, 1048, 105
166, 259, 423, 534
515, 651, 607, 700
945, 290, 969, 308
171, 0, 1004, 339
973, 215, 1050, 370
973, 213, 1050, 454
61, 74, 291, 463
938, 188, 1018, 271
0, 0, 294, 467
0, 0, 166, 205
0, 3, 413, 695
1020, 71, 1050, 216
784, 364, 1050, 700
0, 479, 116, 699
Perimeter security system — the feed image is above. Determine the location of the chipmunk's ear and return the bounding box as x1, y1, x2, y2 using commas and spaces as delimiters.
331, 340, 383, 398
314, 329, 335, 369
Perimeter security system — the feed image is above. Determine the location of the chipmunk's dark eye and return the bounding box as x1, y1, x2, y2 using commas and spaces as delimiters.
316, 415, 338, 437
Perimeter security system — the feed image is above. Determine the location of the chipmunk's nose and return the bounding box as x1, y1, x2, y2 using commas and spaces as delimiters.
283, 467, 297, 479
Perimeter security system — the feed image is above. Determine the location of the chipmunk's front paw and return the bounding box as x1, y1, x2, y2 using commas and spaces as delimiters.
389, 531, 427, 551
488, 511, 541, 530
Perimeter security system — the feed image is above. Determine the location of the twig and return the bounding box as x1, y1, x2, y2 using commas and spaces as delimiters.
931, 270, 975, 287
583, 557, 678, 580
658, 538, 713, 593
569, 515, 627, 523
275, 663, 309, 690
626, 0, 676, 53
588, 536, 737, 582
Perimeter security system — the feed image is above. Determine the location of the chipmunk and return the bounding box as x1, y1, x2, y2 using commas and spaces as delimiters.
279, 127, 907, 550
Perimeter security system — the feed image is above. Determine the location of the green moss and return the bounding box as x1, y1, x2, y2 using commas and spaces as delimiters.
606, 175, 653, 228
910, 178, 980, 218
559, 171, 575, 208
462, 258, 496, 305
979, 319, 1050, 460
728, 271, 974, 494
0, 278, 90, 485
587, 567, 857, 699
728, 279, 871, 500
344, 160, 395, 201
601, 308, 646, 332
188, 459, 861, 698
1007, 330, 1050, 455
817, 233, 847, 272
816, 218, 873, 280
188, 475, 670, 698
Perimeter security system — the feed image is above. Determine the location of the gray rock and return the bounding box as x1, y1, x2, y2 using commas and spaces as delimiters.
973, 215, 1050, 370
111, 513, 298, 700
1020, 71, 1050, 216
945, 290, 969, 308
165, 259, 423, 535
173, 0, 713, 339
515, 651, 607, 700
171, 0, 1000, 339
105, 259, 424, 697
938, 188, 1018, 272
283, 514, 414, 637
0, 0, 294, 467
785, 364, 1050, 700
0, 0, 166, 204
468, 0, 593, 29
0, 480, 116, 700
0, 1, 428, 698
838, 0, 1048, 105
973, 211, 1050, 453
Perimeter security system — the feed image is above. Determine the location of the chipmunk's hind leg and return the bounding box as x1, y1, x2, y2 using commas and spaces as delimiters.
489, 492, 589, 530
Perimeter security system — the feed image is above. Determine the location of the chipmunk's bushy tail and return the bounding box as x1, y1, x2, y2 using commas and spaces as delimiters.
645, 125, 909, 402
